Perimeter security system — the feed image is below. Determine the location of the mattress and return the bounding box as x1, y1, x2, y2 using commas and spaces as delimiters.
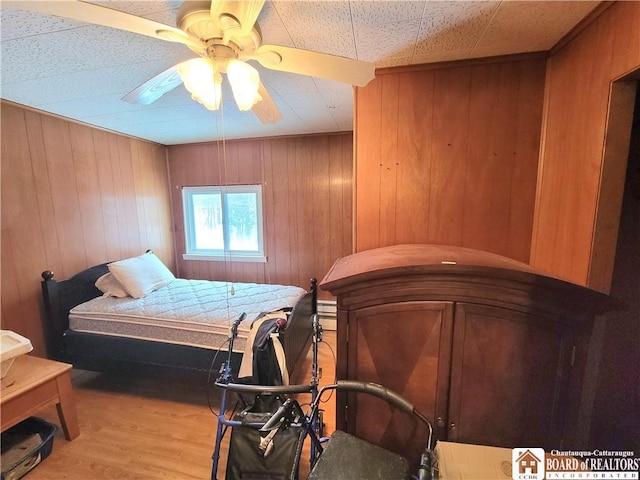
68, 279, 306, 353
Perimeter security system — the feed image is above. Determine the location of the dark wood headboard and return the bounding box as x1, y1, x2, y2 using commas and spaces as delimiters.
41, 263, 109, 358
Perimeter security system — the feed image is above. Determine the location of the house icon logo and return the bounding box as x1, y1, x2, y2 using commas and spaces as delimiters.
512, 448, 545, 480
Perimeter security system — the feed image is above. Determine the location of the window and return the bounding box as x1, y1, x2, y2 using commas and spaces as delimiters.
182, 185, 265, 262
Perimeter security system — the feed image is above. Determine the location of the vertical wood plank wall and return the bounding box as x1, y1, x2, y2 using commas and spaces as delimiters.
166, 133, 353, 299
1, 102, 175, 356
531, 1, 640, 290
354, 55, 546, 263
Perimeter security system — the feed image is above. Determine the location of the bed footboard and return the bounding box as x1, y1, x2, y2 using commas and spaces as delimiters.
283, 278, 317, 378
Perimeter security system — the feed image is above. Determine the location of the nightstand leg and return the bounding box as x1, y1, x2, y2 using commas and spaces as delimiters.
55, 372, 80, 440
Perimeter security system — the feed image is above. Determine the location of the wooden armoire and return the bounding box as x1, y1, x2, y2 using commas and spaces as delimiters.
319, 244, 612, 464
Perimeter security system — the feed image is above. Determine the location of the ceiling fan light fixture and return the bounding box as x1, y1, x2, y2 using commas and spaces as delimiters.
193, 74, 222, 111
177, 58, 222, 110
227, 59, 261, 111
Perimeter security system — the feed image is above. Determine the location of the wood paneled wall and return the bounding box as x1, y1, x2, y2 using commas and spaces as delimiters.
167, 133, 352, 298
531, 1, 640, 290
354, 55, 546, 263
1, 102, 174, 356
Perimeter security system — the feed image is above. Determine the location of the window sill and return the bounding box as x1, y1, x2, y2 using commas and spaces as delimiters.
182, 254, 267, 263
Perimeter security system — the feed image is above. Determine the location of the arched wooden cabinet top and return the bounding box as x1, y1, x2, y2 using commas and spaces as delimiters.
320, 244, 613, 325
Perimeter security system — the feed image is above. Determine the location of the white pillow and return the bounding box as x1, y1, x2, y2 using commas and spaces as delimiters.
108, 252, 175, 299
95, 273, 129, 298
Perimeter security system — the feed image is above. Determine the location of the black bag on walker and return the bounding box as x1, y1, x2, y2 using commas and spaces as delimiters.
225, 404, 304, 480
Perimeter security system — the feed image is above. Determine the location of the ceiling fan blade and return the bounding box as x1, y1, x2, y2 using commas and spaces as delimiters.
252, 83, 282, 124
3, 0, 204, 52
210, 0, 266, 40
249, 45, 375, 87
122, 65, 183, 105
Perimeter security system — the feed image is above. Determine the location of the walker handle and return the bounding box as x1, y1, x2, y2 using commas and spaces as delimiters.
214, 382, 313, 395
336, 380, 414, 414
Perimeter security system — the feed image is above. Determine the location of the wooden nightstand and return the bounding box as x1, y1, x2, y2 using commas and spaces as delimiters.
1, 355, 79, 440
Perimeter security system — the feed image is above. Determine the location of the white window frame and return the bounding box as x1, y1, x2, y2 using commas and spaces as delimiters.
182, 184, 266, 263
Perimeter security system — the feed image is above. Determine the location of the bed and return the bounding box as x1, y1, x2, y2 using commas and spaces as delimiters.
40, 252, 317, 380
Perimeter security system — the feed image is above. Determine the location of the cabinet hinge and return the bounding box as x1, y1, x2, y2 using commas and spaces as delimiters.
570, 345, 576, 367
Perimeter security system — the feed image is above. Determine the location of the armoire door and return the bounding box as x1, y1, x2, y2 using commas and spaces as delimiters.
447, 302, 577, 448
344, 301, 454, 464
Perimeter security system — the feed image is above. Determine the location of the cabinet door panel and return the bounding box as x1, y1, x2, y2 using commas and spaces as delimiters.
346, 301, 453, 463
449, 303, 574, 448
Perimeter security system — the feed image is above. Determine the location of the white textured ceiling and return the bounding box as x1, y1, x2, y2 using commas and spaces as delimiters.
1, 1, 600, 146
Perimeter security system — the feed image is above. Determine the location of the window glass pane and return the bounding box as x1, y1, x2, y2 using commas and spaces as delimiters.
226, 192, 258, 251
192, 193, 223, 250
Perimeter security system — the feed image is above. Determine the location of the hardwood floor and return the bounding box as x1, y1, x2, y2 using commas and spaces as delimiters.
22, 331, 337, 480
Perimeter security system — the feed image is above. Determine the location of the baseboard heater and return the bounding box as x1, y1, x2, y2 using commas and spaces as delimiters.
317, 300, 337, 331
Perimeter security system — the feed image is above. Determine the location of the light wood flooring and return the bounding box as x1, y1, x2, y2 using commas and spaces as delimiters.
22, 331, 337, 480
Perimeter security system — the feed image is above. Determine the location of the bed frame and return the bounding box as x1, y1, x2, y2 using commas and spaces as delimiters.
41, 263, 317, 380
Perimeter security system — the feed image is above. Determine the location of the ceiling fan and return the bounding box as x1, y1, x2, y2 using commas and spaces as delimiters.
5, 0, 376, 124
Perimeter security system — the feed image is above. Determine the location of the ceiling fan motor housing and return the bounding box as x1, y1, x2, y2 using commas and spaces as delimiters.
177, 1, 262, 62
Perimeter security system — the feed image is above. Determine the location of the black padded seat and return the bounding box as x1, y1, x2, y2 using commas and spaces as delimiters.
307, 430, 410, 480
